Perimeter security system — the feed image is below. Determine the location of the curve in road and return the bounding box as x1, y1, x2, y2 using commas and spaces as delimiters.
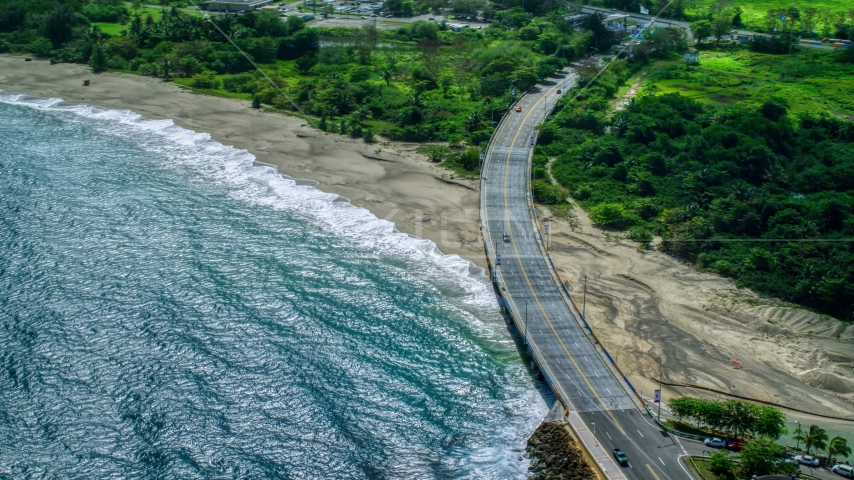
480, 71, 695, 480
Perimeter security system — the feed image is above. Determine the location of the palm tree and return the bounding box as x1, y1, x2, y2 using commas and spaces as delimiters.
828, 436, 851, 461
795, 425, 829, 455
723, 401, 752, 439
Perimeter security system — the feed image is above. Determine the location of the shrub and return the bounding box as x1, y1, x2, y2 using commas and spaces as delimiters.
532, 180, 568, 205
590, 203, 636, 228
189, 72, 220, 89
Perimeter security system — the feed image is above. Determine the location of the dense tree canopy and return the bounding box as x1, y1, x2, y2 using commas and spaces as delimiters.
542, 87, 854, 320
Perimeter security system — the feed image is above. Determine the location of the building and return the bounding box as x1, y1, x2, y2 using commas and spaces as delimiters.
199, 0, 275, 13
684, 49, 699, 64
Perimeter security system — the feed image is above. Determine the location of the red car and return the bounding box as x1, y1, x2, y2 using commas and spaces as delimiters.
726, 440, 744, 451
515, 105, 521, 112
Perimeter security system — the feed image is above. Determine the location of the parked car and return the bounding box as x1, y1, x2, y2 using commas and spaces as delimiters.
832, 464, 854, 478
704, 437, 726, 448
795, 455, 821, 467
613, 448, 629, 466
726, 440, 744, 451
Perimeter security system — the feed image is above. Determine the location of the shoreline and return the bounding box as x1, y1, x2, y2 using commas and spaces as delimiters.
0, 55, 487, 272
3, 55, 853, 428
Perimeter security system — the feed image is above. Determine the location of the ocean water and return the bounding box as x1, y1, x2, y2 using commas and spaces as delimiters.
0, 92, 547, 479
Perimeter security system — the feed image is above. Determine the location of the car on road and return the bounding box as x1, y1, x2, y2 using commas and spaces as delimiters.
514, 105, 521, 112
704, 437, 726, 448
795, 455, 821, 467
613, 448, 629, 466
361, 15, 367, 18
503, 232, 510, 242
832, 464, 854, 478
556, 89, 562, 94
370, 13, 377, 16
726, 440, 744, 451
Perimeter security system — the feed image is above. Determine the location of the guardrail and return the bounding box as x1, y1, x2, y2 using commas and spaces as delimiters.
478, 70, 626, 480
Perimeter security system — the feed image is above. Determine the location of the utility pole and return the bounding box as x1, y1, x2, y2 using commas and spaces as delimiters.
582, 274, 587, 317
657, 370, 663, 420
525, 299, 528, 338
795, 421, 801, 450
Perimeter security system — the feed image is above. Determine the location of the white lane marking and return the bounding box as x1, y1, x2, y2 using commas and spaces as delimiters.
574, 342, 579, 347
637, 430, 644, 438
606, 388, 612, 395
577, 389, 582, 396
658, 457, 665, 466
606, 431, 612, 440
595, 372, 600, 378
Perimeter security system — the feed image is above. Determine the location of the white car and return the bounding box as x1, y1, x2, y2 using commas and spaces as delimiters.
832, 465, 854, 478
704, 437, 726, 448
795, 455, 821, 467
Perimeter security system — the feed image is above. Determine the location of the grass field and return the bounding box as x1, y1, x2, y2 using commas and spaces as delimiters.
683, 0, 849, 33
640, 48, 854, 121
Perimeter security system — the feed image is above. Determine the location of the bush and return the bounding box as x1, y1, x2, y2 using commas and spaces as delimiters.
590, 203, 636, 228
362, 129, 375, 143
189, 72, 220, 89
532, 180, 568, 205
708, 451, 734, 479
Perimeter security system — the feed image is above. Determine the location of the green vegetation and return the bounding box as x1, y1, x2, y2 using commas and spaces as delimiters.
643, 50, 854, 121
667, 396, 787, 440
0, 0, 615, 158
540, 44, 854, 321
795, 424, 829, 454
597, 0, 854, 37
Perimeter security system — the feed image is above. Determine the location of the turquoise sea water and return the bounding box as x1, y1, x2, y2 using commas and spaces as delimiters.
0, 93, 546, 478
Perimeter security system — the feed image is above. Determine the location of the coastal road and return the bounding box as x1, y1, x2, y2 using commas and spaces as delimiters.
481, 71, 692, 480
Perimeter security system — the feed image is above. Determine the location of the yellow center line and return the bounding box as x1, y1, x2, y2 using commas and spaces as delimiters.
647, 464, 662, 480
497, 79, 627, 436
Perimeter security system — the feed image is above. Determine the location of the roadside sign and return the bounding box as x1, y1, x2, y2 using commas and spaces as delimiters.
496, 254, 501, 265
544, 223, 549, 234
654, 389, 661, 403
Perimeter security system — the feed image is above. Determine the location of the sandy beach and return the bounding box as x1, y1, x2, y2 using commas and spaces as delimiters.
0, 55, 486, 270
3, 55, 853, 427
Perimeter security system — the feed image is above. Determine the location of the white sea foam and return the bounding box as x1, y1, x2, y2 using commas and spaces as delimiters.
0, 91, 497, 309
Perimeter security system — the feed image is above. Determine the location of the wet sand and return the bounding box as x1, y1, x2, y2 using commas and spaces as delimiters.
4, 54, 852, 428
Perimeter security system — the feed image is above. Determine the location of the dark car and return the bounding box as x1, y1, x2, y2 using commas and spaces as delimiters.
613, 448, 628, 466
726, 440, 744, 451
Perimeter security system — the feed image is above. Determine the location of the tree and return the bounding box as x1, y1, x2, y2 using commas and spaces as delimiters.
738, 437, 785, 477
712, 16, 731, 45
590, 203, 636, 228
295, 53, 317, 74
89, 43, 107, 72
795, 424, 829, 455
722, 400, 753, 439
690, 20, 713, 44
44, 5, 76, 48
709, 450, 735, 479
828, 436, 851, 461
667, 397, 696, 424
252, 95, 261, 109
752, 406, 787, 440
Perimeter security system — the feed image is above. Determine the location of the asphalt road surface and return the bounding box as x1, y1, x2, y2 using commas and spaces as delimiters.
481, 71, 696, 480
